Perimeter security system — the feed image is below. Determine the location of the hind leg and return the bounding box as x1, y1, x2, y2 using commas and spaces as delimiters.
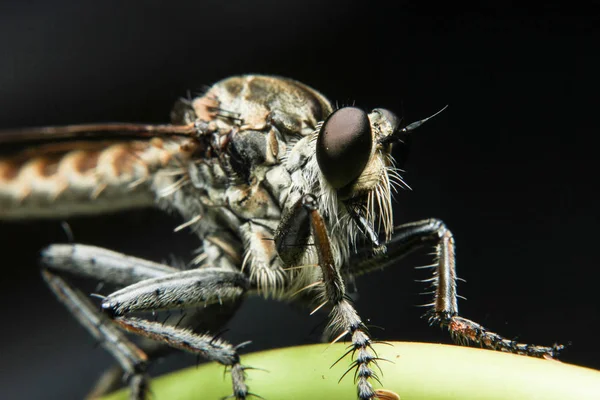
42, 244, 250, 399
42, 270, 151, 399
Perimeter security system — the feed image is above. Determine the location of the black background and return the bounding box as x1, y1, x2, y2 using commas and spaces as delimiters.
1, 2, 598, 399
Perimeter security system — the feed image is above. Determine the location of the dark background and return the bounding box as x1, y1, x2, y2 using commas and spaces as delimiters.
1, 2, 598, 399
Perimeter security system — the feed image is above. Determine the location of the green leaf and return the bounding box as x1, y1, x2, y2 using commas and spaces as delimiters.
103, 342, 600, 400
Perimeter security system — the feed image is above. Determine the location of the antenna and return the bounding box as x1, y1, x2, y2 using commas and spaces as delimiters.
380, 104, 448, 145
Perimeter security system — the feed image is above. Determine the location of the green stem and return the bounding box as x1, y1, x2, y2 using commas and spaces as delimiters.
103, 342, 600, 400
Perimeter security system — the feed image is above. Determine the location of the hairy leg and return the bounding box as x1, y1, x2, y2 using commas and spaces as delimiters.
100, 267, 250, 398
303, 195, 383, 400
348, 218, 563, 358
42, 244, 251, 399
42, 270, 150, 400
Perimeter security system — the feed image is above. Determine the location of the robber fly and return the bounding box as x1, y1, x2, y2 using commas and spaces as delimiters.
0, 75, 562, 400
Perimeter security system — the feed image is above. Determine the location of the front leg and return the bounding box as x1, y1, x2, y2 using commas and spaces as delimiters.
301, 195, 384, 400
349, 218, 563, 358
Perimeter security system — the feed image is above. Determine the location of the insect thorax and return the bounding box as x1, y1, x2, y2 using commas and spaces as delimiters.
153, 76, 332, 297
152, 75, 396, 299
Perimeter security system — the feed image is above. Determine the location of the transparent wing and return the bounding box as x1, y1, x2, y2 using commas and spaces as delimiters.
0, 122, 196, 146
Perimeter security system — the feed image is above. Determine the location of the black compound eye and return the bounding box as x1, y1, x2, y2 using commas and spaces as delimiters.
316, 107, 373, 189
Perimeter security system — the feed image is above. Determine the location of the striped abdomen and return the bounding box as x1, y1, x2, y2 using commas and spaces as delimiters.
0, 137, 193, 219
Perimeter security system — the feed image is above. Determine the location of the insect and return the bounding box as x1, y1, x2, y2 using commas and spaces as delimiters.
0, 75, 562, 399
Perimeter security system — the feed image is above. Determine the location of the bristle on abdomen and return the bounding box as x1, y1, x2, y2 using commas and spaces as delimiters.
0, 138, 192, 219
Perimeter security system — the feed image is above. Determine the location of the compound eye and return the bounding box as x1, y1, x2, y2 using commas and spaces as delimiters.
374, 108, 401, 132
316, 107, 373, 189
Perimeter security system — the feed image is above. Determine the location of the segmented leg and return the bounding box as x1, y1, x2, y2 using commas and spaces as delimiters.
41, 244, 179, 286
41, 270, 150, 400
101, 268, 248, 316
42, 244, 251, 399
302, 195, 380, 400
88, 307, 238, 399
114, 317, 248, 399
100, 267, 250, 399
348, 218, 563, 358
87, 364, 127, 399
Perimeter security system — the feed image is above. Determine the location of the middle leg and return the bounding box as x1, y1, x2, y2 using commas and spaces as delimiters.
99, 267, 251, 399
